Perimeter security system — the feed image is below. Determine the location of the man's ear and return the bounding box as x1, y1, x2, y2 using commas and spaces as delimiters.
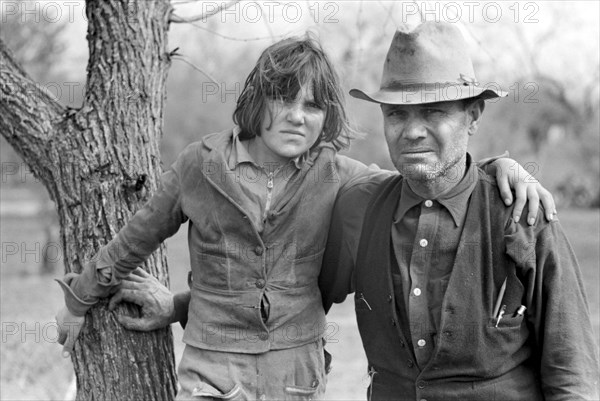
467, 99, 485, 136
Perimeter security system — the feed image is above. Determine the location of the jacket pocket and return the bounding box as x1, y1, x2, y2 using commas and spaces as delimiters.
191, 382, 246, 400
284, 382, 319, 401
486, 314, 524, 329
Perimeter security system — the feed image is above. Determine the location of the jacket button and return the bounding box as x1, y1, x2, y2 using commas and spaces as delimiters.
255, 279, 266, 289
399, 340, 405, 348
407, 359, 414, 368
254, 246, 263, 255
258, 332, 269, 341
387, 294, 392, 302
417, 380, 426, 389
267, 212, 277, 221
390, 319, 397, 326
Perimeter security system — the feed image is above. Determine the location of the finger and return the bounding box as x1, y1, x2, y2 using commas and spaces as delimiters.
122, 273, 146, 283
63, 333, 76, 357
118, 280, 146, 290
538, 185, 557, 221
496, 172, 513, 206
512, 184, 527, 223
57, 327, 67, 346
131, 267, 151, 278
525, 186, 540, 225
117, 315, 150, 331
115, 288, 149, 306
108, 291, 124, 310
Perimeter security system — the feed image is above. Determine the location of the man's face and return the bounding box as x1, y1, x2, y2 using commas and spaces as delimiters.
257, 85, 325, 164
381, 100, 473, 182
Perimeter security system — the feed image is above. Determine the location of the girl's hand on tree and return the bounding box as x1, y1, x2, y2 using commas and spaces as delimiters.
492, 158, 557, 224
55, 306, 85, 357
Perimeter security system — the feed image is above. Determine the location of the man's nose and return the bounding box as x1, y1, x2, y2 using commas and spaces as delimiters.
286, 103, 304, 124
401, 119, 427, 140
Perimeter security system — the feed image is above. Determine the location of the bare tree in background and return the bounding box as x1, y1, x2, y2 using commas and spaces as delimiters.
1, 0, 179, 398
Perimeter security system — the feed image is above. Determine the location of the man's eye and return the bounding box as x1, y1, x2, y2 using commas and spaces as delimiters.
387, 110, 407, 119
423, 108, 443, 117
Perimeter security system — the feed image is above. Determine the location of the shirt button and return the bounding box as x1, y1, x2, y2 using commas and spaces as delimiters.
259, 332, 269, 341
419, 239, 428, 247
417, 380, 427, 389
424, 200, 433, 207
255, 279, 266, 289
254, 246, 263, 255
413, 288, 421, 296
417, 339, 426, 347
267, 212, 277, 221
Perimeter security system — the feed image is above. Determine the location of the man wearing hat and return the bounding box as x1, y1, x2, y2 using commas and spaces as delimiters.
320, 22, 599, 400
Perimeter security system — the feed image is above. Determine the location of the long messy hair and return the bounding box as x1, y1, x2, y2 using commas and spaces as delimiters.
233, 34, 354, 151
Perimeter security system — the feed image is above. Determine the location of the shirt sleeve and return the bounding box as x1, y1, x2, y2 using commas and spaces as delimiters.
101, 159, 187, 280
319, 177, 386, 313
505, 217, 600, 400
58, 148, 191, 313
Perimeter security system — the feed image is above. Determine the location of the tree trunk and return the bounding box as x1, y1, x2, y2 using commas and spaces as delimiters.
1, 0, 178, 399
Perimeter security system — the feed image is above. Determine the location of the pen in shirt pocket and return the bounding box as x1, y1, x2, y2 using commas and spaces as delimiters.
492, 277, 507, 320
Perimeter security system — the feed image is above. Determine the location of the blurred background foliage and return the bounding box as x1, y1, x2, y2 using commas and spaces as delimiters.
1, 0, 598, 207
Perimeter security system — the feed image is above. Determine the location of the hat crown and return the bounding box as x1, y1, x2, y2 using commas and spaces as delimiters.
382, 22, 477, 88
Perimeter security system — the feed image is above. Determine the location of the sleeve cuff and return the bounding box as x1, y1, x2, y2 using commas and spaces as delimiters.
55, 275, 98, 317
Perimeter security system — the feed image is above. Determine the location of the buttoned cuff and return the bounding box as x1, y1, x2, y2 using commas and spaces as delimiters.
55, 273, 98, 316
55, 254, 122, 316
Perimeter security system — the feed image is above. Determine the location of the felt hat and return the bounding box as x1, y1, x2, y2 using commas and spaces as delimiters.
350, 22, 507, 105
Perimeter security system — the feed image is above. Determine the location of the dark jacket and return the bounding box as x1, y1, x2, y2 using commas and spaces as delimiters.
323, 168, 599, 400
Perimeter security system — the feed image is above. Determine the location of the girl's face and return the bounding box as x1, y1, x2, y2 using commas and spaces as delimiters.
254, 85, 326, 165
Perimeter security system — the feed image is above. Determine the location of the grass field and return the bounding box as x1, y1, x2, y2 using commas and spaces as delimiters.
1, 207, 598, 400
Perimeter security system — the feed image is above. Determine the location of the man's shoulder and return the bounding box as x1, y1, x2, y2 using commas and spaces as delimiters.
335, 154, 398, 194
473, 166, 553, 236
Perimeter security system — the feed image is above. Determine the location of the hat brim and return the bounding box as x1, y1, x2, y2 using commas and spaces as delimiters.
350, 84, 507, 105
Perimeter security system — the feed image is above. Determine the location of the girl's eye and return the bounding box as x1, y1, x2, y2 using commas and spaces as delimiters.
306, 101, 323, 110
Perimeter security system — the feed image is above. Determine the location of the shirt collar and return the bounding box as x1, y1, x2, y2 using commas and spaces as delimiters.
227, 126, 309, 170
394, 153, 478, 227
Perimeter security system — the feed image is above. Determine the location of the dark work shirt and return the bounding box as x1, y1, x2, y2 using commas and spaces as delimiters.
391, 158, 478, 368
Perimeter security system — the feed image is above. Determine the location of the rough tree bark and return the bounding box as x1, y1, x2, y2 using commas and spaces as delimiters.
1, 0, 178, 399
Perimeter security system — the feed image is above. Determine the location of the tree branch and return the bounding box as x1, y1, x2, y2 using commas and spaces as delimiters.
0, 38, 65, 178
170, 0, 239, 23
